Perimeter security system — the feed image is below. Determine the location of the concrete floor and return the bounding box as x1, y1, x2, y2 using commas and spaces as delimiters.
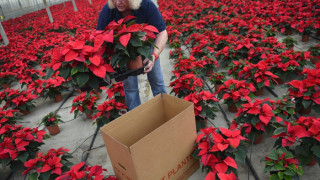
1, 0, 320, 179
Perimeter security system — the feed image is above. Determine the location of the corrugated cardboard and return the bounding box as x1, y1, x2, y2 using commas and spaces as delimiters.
100, 94, 199, 180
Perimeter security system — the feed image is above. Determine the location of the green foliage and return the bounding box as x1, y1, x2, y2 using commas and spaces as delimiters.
40, 112, 63, 127
264, 147, 302, 180
282, 37, 297, 47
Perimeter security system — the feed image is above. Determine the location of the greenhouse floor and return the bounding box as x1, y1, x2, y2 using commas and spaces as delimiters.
0, 31, 319, 180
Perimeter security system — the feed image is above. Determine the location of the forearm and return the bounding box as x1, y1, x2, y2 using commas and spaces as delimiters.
152, 30, 168, 58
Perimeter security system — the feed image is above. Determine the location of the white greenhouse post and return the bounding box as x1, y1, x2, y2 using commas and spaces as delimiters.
71, 0, 78, 12
43, 0, 54, 23
88, 0, 92, 4
0, 22, 9, 46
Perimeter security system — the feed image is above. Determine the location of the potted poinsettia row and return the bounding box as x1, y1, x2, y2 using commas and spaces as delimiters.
161, 0, 319, 179
0, 1, 129, 179
22, 147, 117, 180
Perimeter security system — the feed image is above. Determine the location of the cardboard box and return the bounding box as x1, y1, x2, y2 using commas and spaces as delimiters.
100, 94, 199, 180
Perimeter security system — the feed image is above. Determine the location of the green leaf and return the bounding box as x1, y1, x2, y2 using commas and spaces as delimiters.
1, 158, 11, 167
59, 66, 71, 80
88, 76, 100, 91
296, 145, 309, 156
229, 84, 235, 90
270, 174, 280, 180
76, 63, 89, 72
30, 173, 38, 180
302, 100, 311, 109
115, 43, 127, 51
268, 151, 279, 160
76, 73, 89, 87
311, 146, 320, 158
234, 145, 247, 164
110, 53, 120, 67
274, 163, 285, 171
283, 169, 295, 176
17, 152, 29, 162
137, 46, 151, 58
10, 160, 24, 172
40, 171, 51, 180
45, 68, 54, 79
130, 35, 142, 47
278, 171, 284, 179
71, 67, 78, 75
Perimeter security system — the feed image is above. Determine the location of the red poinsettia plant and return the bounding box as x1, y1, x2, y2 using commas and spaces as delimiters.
41, 76, 69, 100
56, 161, 117, 180
92, 98, 127, 128
101, 15, 159, 68
262, 51, 308, 79
0, 108, 19, 125
22, 148, 73, 180
0, 124, 48, 172
272, 116, 320, 166
169, 73, 203, 98
209, 72, 227, 86
272, 97, 296, 125
237, 60, 280, 90
184, 90, 219, 130
0, 89, 37, 113
47, 15, 158, 90
232, 98, 281, 142
193, 127, 247, 180
215, 79, 255, 111
285, 75, 320, 114
70, 91, 98, 119
106, 82, 125, 103
264, 147, 302, 180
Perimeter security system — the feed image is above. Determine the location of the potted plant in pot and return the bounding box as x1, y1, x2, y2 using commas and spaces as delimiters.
46, 39, 115, 91
169, 73, 203, 98
282, 36, 297, 51
193, 127, 247, 180
41, 76, 68, 103
70, 91, 98, 119
272, 116, 320, 166
92, 98, 127, 128
226, 59, 250, 80
200, 56, 219, 77
263, 51, 305, 81
0, 89, 37, 115
184, 90, 220, 131
0, 124, 48, 173
47, 16, 159, 90
215, 79, 256, 113
271, 97, 296, 126
22, 148, 73, 180
263, 147, 302, 180
107, 16, 159, 70
298, 24, 313, 42
208, 71, 227, 92
232, 99, 281, 144
40, 112, 63, 135
238, 60, 280, 96
0, 108, 19, 125
286, 77, 320, 115
308, 44, 320, 64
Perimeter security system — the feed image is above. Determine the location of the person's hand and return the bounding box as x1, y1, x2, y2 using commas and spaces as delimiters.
143, 55, 155, 73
